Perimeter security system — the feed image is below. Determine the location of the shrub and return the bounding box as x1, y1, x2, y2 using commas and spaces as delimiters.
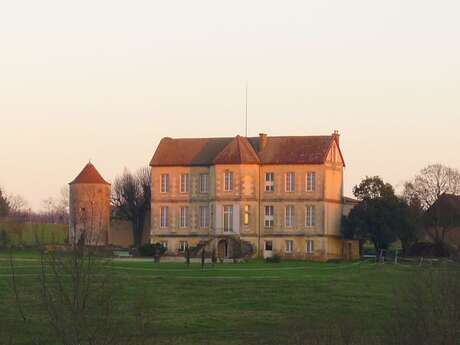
266, 255, 281, 263
139, 243, 166, 258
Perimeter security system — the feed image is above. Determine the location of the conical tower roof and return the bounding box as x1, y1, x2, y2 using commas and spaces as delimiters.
213, 135, 260, 164
69, 162, 110, 185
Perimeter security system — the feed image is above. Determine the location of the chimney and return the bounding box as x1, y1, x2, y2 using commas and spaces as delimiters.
332, 130, 340, 146
259, 133, 268, 152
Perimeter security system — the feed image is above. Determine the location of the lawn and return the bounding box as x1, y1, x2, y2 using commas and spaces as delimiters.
0, 223, 67, 245
0, 250, 450, 344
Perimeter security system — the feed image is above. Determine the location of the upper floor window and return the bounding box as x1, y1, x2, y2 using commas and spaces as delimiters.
200, 174, 209, 193
224, 171, 233, 192
264, 205, 274, 228
285, 205, 295, 227
285, 240, 293, 253
265, 172, 275, 192
160, 207, 169, 228
285, 172, 295, 192
180, 207, 189, 228
305, 205, 316, 227
160, 174, 169, 193
306, 240, 314, 254
180, 174, 190, 193
306, 172, 316, 192
244, 205, 250, 225
223, 205, 233, 232
199, 206, 209, 228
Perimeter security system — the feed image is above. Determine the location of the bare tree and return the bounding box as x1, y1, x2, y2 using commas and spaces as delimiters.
112, 168, 151, 249
9, 214, 157, 345
404, 164, 460, 209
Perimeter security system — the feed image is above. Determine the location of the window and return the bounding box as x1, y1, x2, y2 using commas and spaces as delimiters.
160, 207, 169, 228
180, 174, 190, 193
200, 174, 209, 193
264, 205, 274, 228
223, 205, 233, 232
306, 240, 314, 254
180, 207, 189, 227
306, 172, 316, 192
285, 240, 293, 253
161, 241, 168, 249
244, 205, 250, 225
285, 172, 295, 192
178, 241, 187, 252
285, 205, 295, 227
199, 206, 209, 228
160, 174, 169, 193
265, 241, 273, 251
265, 172, 274, 192
224, 171, 233, 192
305, 205, 316, 227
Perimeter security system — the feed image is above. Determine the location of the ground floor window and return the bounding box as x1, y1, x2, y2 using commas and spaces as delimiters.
285, 240, 293, 253
178, 241, 188, 252
161, 241, 168, 249
306, 240, 314, 254
223, 205, 233, 232
265, 241, 273, 251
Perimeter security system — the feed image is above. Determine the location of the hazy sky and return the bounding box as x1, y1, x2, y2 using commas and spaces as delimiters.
1, 0, 459, 210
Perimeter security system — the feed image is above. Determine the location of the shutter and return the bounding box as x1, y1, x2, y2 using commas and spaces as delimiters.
215, 204, 222, 232
233, 204, 240, 234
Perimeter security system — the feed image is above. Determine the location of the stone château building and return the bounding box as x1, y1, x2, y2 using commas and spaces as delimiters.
149, 132, 359, 260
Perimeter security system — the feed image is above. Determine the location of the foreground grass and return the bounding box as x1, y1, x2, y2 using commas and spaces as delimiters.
0, 250, 448, 344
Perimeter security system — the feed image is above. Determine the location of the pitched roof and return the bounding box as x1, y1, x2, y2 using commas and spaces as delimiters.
214, 136, 260, 164
69, 163, 110, 185
150, 134, 343, 166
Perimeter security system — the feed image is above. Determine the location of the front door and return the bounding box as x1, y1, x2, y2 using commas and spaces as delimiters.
218, 240, 228, 258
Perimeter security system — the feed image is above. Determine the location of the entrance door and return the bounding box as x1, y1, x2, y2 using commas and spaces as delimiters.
218, 240, 228, 258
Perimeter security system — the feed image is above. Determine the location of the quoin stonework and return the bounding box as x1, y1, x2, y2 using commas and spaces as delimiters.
149, 132, 359, 260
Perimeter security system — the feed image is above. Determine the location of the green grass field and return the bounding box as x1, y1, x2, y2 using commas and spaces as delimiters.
0, 223, 67, 245
0, 250, 454, 344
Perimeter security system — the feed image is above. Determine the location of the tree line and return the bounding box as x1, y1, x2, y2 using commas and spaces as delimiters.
343, 164, 460, 257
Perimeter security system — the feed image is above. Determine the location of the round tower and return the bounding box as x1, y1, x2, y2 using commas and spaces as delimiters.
69, 162, 111, 246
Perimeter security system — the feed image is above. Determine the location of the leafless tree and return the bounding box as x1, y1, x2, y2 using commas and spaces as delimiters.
9, 215, 157, 345
112, 167, 151, 249
404, 164, 460, 209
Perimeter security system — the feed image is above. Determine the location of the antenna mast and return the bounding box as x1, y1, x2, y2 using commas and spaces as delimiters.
245, 81, 248, 137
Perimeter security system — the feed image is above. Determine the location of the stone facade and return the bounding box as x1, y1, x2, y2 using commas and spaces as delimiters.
69, 163, 111, 245
150, 133, 360, 260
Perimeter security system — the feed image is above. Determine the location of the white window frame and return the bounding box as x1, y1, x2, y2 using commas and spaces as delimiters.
160, 207, 168, 228
199, 206, 209, 228
223, 205, 233, 232
160, 174, 169, 193
200, 174, 209, 193
264, 205, 274, 228
306, 172, 316, 192
224, 171, 233, 192
285, 172, 295, 192
285, 240, 293, 253
244, 205, 250, 225
180, 174, 190, 193
306, 240, 314, 254
161, 241, 168, 249
305, 205, 316, 227
265, 172, 275, 192
285, 205, 295, 228
180, 207, 189, 228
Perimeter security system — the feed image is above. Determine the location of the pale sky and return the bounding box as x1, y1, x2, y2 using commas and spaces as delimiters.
1, 0, 459, 211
